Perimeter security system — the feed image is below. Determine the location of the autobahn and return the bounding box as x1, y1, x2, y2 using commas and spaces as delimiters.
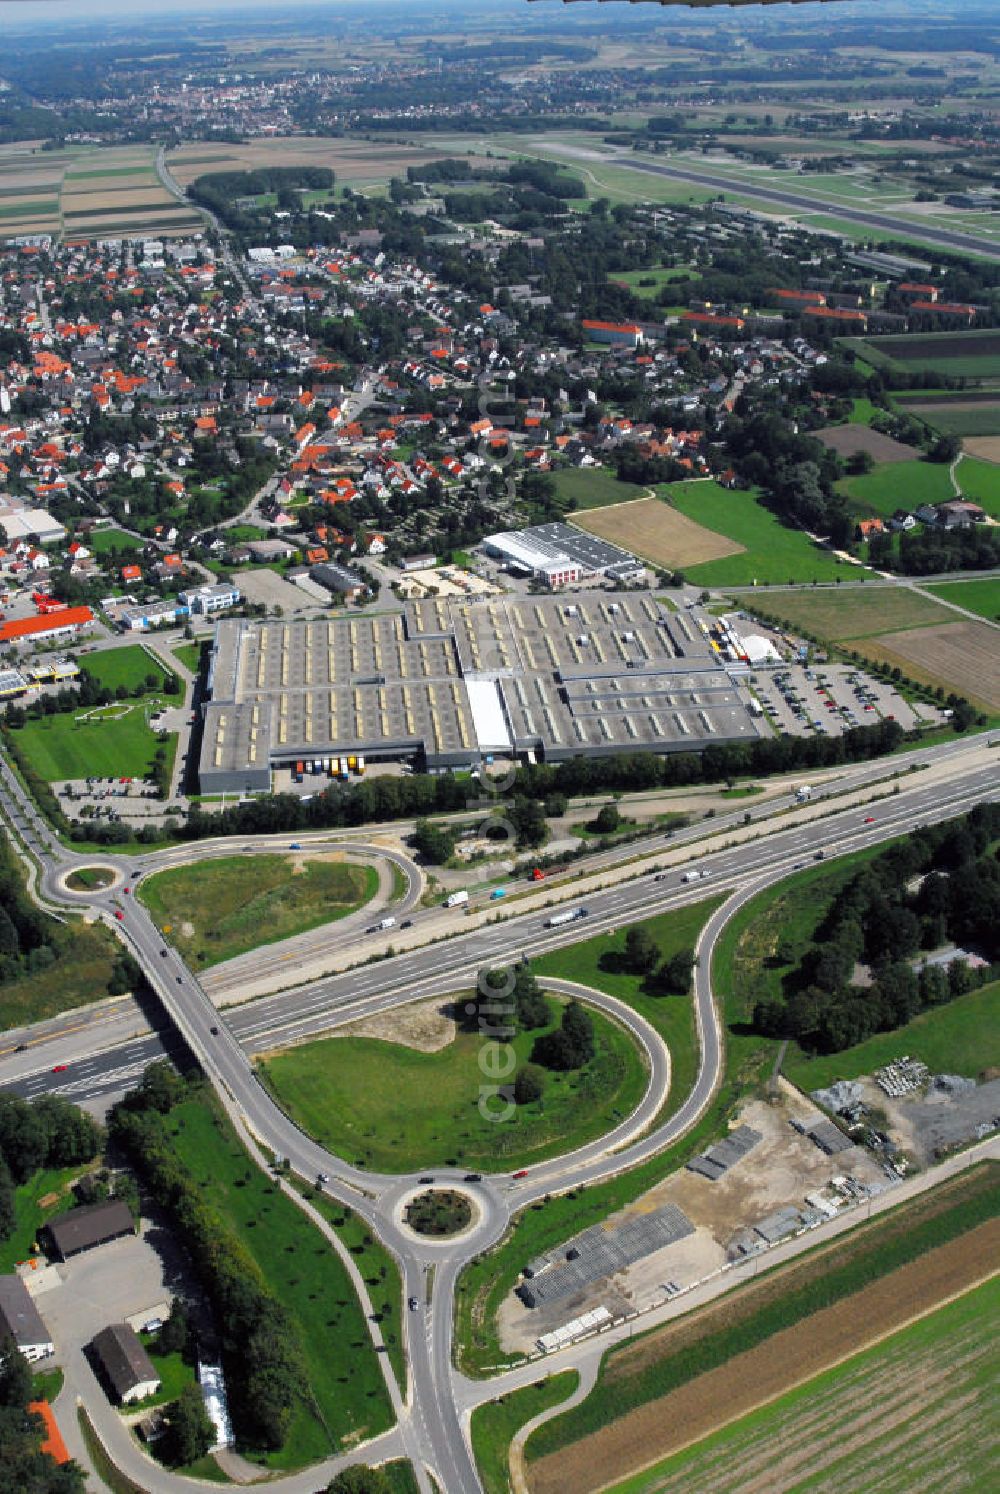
0, 736, 997, 1491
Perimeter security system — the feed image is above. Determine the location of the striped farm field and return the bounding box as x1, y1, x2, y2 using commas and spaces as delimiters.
852, 620, 1000, 714
603, 1275, 1000, 1494
527, 1166, 1000, 1494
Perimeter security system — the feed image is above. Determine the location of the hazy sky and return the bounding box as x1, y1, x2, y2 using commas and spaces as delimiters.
0, 0, 407, 25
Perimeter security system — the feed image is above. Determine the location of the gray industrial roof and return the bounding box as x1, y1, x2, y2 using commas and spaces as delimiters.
45, 1199, 135, 1259
198, 593, 767, 792
0, 1274, 51, 1348
91, 1323, 159, 1400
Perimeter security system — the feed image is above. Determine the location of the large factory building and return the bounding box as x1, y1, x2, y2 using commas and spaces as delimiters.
197, 594, 767, 794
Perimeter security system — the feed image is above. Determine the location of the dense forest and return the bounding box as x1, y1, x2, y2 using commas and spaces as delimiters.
752, 802, 1000, 1053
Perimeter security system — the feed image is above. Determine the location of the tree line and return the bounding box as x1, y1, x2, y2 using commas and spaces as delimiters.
752, 802, 1000, 1053
0, 1090, 101, 1253
109, 1070, 306, 1453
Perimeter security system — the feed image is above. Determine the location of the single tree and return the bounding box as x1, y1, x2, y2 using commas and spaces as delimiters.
161, 1384, 215, 1467
623, 926, 659, 975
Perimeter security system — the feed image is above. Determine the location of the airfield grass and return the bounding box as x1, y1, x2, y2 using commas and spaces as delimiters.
260, 995, 648, 1175
140, 854, 377, 969
455, 901, 776, 1376
471, 1372, 579, 1494
0, 1163, 94, 1273
12, 706, 174, 782
663, 481, 847, 584
526, 1163, 1000, 1466
836, 457, 955, 516
80, 645, 166, 694
554, 466, 647, 510
0, 916, 122, 1033
165, 1092, 393, 1467
785, 978, 1000, 1094
602, 1276, 999, 1494
923, 577, 1000, 622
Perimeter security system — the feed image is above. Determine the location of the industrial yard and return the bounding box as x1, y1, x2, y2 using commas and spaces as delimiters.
499, 1083, 890, 1357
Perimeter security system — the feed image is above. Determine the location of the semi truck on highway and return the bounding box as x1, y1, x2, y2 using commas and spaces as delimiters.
369, 916, 396, 933
682, 869, 707, 883
546, 907, 588, 928
445, 890, 469, 908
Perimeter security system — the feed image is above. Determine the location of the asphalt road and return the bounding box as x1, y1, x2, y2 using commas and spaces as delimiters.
1, 734, 997, 1492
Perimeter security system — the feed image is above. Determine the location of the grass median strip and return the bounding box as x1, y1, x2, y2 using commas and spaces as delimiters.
118, 1084, 394, 1469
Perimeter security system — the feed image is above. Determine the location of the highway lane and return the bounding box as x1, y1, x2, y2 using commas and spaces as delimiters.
3, 761, 996, 1108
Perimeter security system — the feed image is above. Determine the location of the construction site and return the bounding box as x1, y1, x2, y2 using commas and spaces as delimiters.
499, 1082, 893, 1357
197, 593, 767, 793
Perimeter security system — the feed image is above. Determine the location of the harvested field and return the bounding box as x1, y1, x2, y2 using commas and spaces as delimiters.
0, 142, 195, 241
759, 585, 951, 640
167, 136, 486, 189
859, 620, 1000, 714
603, 1275, 999, 1494
528, 1219, 1000, 1494
813, 424, 918, 463
964, 437, 1000, 463
572, 496, 743, 569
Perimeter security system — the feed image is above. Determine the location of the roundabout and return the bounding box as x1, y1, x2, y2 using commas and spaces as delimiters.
59, 863, 121, 895
403, 1187, 476, 1240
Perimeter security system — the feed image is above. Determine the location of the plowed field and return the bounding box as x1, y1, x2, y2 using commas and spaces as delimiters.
602, 1273, 999, 1494
860, 620, 1000, 713
528, 1219, 1000, 1494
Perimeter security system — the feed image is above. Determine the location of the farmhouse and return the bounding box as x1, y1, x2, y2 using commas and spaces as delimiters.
91, 1323, 161, 1405
915, 500, 986, 530
0, 1275, 54, 1363
44, 1199, 135, 1261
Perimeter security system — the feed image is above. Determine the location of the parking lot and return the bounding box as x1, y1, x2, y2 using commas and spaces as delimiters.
749, 661, 943, 738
